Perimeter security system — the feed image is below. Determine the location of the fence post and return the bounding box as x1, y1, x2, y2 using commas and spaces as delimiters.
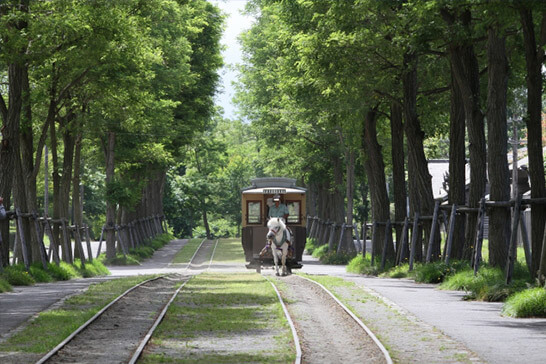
506, 194, 522, 284
370, 221, 378, 264
409, 212, 420, 271
397, 216, 410, 265
426, 200, 440, 263
15, 209, 30, 271
327, 223, 337, 252
473, 198, 486, 275
444, 204, 457, 265
96, 225, 105, 259
31, 213, 49, 269
60, 219, 73, 264
381, 220, 392, 270
84, 225, 93, 263
44, 218, 60, 265
519, 211, 532, 274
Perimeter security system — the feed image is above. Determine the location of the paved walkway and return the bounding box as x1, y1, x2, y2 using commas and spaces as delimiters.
301, 255, 546, 364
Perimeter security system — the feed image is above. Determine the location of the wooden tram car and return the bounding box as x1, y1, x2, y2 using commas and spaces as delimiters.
241, 177, 307, 272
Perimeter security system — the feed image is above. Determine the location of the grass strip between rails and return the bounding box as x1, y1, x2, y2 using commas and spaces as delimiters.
171, 238, 204, 264
0, 275, 155, 354
139, 273, 294, 364
211, 238, 246, 263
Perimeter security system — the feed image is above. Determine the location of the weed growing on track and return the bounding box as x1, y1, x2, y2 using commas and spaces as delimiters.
140, 273, 294, 364
0, 275, 156, 354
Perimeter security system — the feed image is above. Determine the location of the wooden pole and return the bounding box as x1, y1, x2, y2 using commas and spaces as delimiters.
519, 211, 532, 274
96, 225, 105, 259
506, 194, 522, 284
381, 220, 391, 270
327, 223, 336, 252
337, 223, 346, 253
370, 221, 378, 264
15, 208, 30, 271
60, 219, 73, 264
397, 216, 409, 265
74, 225, 86, 266
31, 213, 49, 269
409, 212, 420, 271
473, 198, 486, 275
44, 219, 60, 265
84, 225, 93, 263
444, 204, 457, 265
426, 200, 440, 263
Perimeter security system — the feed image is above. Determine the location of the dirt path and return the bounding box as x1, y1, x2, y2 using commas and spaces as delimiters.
275, 274, 386, 364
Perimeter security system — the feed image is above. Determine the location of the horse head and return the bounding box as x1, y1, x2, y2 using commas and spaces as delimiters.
266, 217, 285, 242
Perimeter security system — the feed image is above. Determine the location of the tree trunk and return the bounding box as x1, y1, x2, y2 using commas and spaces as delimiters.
402, 51, 437, 262
105, 132, 116, 260
448, 64, 467, 260
520, 8, 546, 279
486, 27, 511, 268
362, 107, 393, 261
72, 133, 83, 258
390, 100, 407, 255
442, 8, 487, 261
0, 1, 29, 267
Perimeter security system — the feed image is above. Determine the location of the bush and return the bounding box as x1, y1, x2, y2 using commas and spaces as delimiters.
383, 263, 409, 278
502, 287, 546, 318
320, 251, 356, 265
0, 277, 12, 292
305, 238, 318, 255
312, 244, 329, 259
29, 264, 53, 283
441, 263, 531, 301
47, 262, 75, 281
347, 255, 380, 275
1, 265, 35, 286
409, 260, 469, 284
74, 259, 110, 278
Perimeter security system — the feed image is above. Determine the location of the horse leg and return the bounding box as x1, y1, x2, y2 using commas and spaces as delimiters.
272, 248, 280, 276
281, 243, 288, 276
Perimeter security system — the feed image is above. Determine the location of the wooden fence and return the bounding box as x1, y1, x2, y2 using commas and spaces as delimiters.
0, 210, 165, 272
307, 196, 546, 283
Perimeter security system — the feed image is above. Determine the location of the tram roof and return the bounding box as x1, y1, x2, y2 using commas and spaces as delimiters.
242, 187, 306, 195
242, 177, 306, 194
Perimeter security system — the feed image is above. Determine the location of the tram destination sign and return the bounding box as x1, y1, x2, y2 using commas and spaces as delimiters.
263, 188, 286, 195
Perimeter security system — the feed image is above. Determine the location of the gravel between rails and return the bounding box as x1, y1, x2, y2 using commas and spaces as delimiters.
275, 274, 387, 364
45, 275, 185, 364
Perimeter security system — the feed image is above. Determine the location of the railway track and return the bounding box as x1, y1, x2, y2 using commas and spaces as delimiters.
266, 274, 393, 364
35, 238, 217, 364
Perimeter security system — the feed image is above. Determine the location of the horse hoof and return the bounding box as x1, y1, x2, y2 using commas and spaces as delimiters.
276, 272, 280, 276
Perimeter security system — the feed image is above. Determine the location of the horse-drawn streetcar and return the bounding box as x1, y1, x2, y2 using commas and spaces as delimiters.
241, 177, 307, 273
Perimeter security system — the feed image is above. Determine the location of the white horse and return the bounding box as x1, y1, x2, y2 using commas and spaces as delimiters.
266, 217, 291, 276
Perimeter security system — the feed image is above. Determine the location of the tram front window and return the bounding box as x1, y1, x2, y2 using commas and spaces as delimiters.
247, 201, 262, 224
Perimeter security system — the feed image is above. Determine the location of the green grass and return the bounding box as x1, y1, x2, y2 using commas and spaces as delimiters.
347, 254, 381, 275
172, 238, 204, 263
0, 275, 155, 354
211, 238, 246, 263
502, 287, 546, 318
0, 276, 12, 292
139, 273, 294, 364
440, 262, 532, 301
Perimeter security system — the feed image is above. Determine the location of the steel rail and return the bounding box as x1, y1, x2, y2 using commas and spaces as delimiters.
128, 277, 191, 364
296, 275, 393, 364
35, 276, 164, 364
36, 238, 211, 364
207, 239, 219, 271
263, 276, 302, 364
